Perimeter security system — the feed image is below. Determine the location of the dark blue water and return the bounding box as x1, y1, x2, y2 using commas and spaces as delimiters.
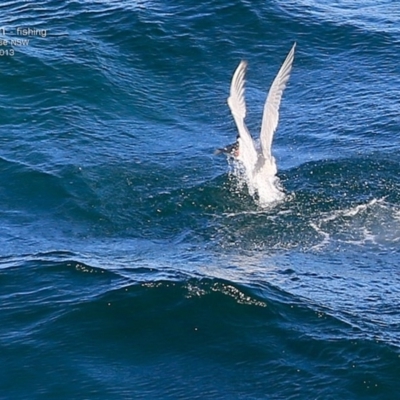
1, 1, 400, 398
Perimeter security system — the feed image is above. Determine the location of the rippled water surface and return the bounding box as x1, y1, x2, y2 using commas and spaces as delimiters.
0, 1, 399, 398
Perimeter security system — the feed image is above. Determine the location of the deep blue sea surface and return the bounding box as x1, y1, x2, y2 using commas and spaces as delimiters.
1, 1, 400, 398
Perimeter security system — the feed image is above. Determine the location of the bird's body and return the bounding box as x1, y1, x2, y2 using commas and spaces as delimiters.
218, 43, 296, 205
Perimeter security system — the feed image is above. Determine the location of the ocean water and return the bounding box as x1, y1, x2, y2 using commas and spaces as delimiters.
1, 0, 400, 398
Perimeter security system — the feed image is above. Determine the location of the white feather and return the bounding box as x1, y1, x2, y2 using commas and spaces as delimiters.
227, 61, 258, 175
260, 43, 296, 160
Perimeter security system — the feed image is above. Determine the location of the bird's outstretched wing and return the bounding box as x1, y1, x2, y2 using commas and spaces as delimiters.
259, 43, 296, 160
227, 60, 258, 168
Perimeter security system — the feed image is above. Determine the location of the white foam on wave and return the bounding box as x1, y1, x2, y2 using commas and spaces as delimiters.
310, 197, 400, 250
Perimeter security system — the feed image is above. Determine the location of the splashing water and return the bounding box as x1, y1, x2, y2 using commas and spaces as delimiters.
230, 156, 285, 206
